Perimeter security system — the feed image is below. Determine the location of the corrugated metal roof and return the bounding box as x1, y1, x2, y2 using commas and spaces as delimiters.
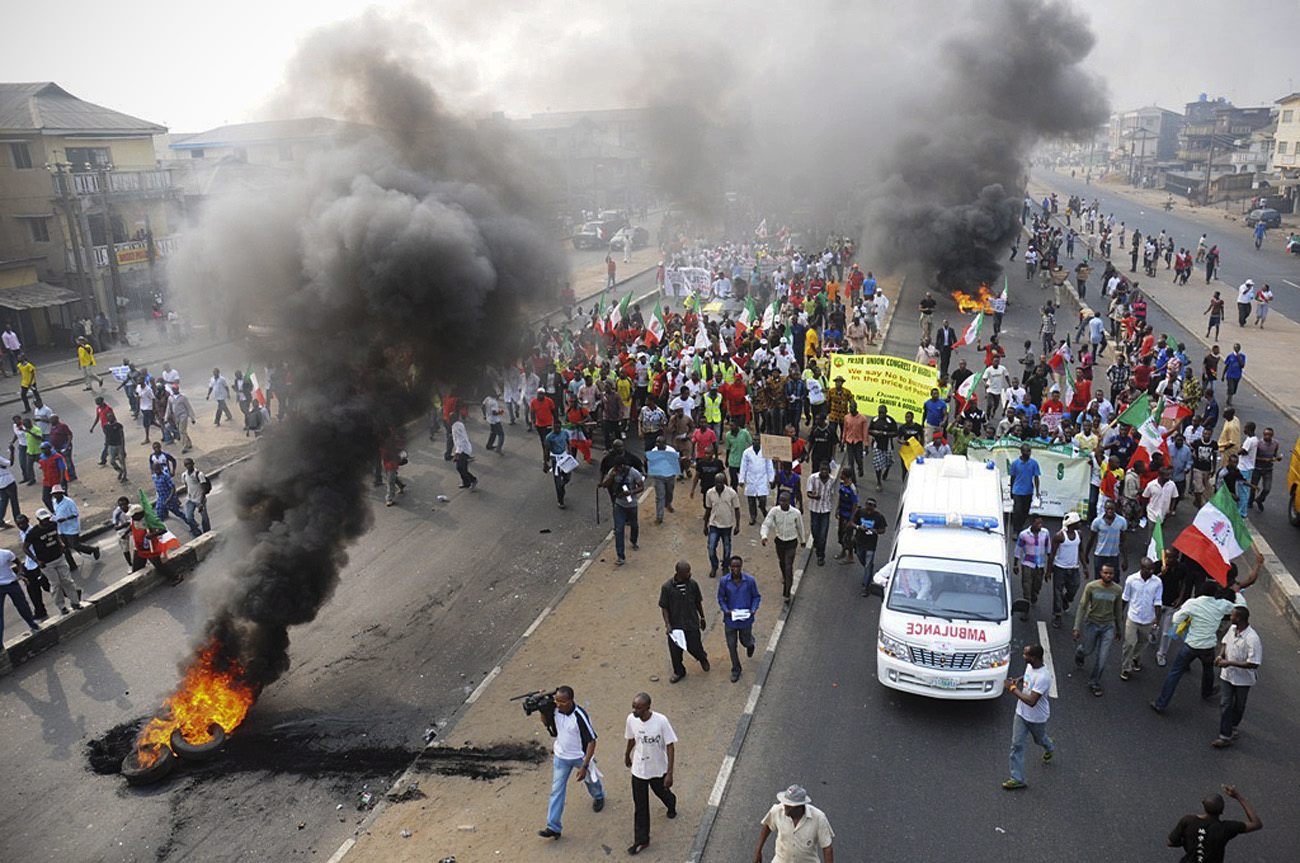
0, 281, 81, 311
169, 117, 357, 149
0, 82, 165, 136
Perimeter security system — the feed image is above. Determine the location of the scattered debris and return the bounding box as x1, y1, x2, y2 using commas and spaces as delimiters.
400, 829, 412, 839
436, 495, 450, 502
386, 781, 426, 803
995, 827, 1006, 834
423, 726, 438, 744
414, 742, 548, 780
298, 822, 306, 830
539, 528, 552, 534
357, 788, 376, 810
456, 824, 475, 832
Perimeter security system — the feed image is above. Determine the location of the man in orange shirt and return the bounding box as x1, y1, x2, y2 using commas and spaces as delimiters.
841, 403, 869, 477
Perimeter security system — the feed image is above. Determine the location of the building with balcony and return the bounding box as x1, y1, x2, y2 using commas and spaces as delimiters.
1176, 96, 1273, 167
0, 82, 181, 346
1270, 92, 1300, 198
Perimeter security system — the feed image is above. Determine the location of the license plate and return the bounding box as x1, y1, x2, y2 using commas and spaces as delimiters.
931, 677, 959, 689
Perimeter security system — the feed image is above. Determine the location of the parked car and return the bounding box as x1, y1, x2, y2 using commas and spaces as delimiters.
1245, 208, 1281, 229
608, 226, 650, 251
571, 217, 629, 250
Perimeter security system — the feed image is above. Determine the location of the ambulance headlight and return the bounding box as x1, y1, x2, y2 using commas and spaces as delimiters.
974, 645, 1011, 670
877, 631, 911, 661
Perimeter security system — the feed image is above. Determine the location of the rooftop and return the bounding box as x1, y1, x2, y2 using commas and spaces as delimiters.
168, 117, 360, 150
0, 82, 165, 137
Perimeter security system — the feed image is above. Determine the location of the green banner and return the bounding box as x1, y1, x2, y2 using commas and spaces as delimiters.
967, 438, 1091, 519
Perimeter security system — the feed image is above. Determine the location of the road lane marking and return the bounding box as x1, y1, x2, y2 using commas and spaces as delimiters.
706, 755, 735, 808
1284, 280, 1299, 289
1036, 620, 1059, 698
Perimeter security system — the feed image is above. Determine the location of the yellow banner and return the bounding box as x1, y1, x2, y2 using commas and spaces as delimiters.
828, 353, 940, 421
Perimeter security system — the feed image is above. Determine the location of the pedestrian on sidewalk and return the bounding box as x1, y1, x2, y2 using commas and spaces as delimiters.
166, 387, 196, 453
76, 337, 103, 391
1203, 292, 1224, 341
207, 368, 234, 426
703, 473, 741, 578
623, 692, 677, 855
1072, 563, 1123, 697
1253, 283, 1273, 327
1119, 558, 1163, 681
50, 486, 101, 569
1166, 785, 1262, 859
17, 354, 37, 413
1211, 607, 1262, 748
1249, 427, 1281, 511
602, 458, 644, 565
659, 560, 710, 683
0, 547, 42, 641
24, 508, 82, 614
1, 324, 20, 375
1013, 515, 1051, 621
537, 685, 606, 840
718, 556, 761, 682
1151, 582, 1237, 715
181, 458, 212, 535
1001, 643, 1055, 790
761, 489, 806, 599
753, 785, 835, 863
647, 436, 679, 523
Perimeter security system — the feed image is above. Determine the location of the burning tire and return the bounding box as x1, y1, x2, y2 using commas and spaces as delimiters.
121, 743, 176, 786
170, 723, 227, 761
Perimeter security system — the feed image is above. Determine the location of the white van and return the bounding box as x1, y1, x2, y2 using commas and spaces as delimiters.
873, 454, 1014, 699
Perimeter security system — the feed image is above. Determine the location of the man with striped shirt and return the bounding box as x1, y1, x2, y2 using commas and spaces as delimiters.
539, 685, 605, 839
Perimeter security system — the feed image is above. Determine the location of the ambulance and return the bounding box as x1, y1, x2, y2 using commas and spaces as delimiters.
873, 454, 1017, 699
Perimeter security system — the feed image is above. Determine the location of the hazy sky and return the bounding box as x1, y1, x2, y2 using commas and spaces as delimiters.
1, 0, 1295, 133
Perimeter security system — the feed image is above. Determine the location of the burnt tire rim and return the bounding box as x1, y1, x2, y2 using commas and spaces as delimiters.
121, 743, 177, 786
169, 723, 227, 761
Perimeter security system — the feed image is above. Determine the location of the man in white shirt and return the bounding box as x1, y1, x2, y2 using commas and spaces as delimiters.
1141, 466, 1180, 526
206, 368, 234, 426
737, 439, 773, 525
984, 359, 1010, 415
181, 458, 211, 535
1213, 607, 1262, 748
0, 546, 42, 641
451, 417, 477, 490
754, 784, 835, 863
805, 464, 835, 566
539, 685, 605, 839
623, 692, 676, 855
1003, 643, 1055, 790
1120, 558, 1164, 680
761, 489, 806, 598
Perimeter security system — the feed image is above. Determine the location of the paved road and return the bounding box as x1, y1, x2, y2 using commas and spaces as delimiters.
702, 265, 1300, 861
1031, 168, 1300, 319
0, 272, 657, 861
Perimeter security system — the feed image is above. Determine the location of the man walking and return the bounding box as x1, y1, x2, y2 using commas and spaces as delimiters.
451, 414, 477, 490
660, 561, 709, 683
806, 463, 835, 566
646, 436, 679, 523
1049, 513, 1083, 628
181, 458, 212, 535
602, 458, 644, 565
151, 462, 199, 535
1008, 444, 1041, 533
1211, 607, 1262, 748
166, 387, 197, 453
718, 555, 761, 682
50, 485, 101, 569
1013, 514, 1052, 621
1073, 563, 1124, 697
623, 692, 677, 855
851, 497, 888, 597
1151, 583, 1237, 714
753, 785, 835, 863
761, 489, 806, 600
1001, 643, 1055, 790
24, 508, 82, 614
207, 368, 234, 426
537, 685, 605, 839
738, 438, 773, 525
0, 545, 42, 642
703, 473, 741, 578
1120, 558, 1163, 681
1166, 786, 1262, 859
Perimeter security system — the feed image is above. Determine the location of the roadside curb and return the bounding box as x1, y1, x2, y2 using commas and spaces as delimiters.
0, 450, 254, 673
1020, 193, 1300, 639
531, 262, 660, 328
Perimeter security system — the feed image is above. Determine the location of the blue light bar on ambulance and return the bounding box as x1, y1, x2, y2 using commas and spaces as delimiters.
908, 512, 1000, 531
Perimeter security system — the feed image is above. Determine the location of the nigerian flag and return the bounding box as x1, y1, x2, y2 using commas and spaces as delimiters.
1171, 485, 1253, 586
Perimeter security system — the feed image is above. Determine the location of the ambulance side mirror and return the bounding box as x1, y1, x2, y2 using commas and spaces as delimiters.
1011, 598, 1031, 615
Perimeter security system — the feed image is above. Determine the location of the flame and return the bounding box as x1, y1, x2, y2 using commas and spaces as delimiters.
951, 284, 994, 315
132, 641, 257, 766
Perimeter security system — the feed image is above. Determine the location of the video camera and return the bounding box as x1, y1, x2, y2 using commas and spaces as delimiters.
511, 689, 557, 716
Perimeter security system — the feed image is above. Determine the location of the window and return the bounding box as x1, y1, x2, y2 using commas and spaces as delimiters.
1280, 141, 1290, 155
190, 149, 205, 159
22, 217, 49, 243
8, 142, 33, 169
1283, 110, 1294, 123
65, 146, 112, 172
277, 144, 293, 161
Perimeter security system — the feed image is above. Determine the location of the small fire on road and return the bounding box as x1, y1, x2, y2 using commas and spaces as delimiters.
131, 641, 257, 769
951, 283, 994, 315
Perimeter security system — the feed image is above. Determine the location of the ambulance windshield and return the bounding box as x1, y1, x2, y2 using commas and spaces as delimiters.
885, 556, 1008, 622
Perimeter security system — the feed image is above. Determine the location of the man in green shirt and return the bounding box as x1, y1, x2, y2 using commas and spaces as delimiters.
723, 421, 752, 489
1151, 583, 1237, 713
1072, 563, 1123, 697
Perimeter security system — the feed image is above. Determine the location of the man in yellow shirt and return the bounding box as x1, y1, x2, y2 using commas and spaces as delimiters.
76, 337, 102, 391
17, 354, 37, 412
803, 327, 820, 364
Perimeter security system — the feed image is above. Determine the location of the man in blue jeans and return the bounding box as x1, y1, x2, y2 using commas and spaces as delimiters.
703, 474, 741, 578
1072, 563, 1123, 697
538, 685, 605, 839
1002, 643, 1055, 790
1151, 584, 1238, 714
602, 461, 644, 565
1007, 444, 1041, 534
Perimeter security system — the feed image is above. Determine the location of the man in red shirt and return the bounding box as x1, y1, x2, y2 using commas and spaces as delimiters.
720, 374, 750, 428
529, 388, 558, 472
89, 395, 115, 466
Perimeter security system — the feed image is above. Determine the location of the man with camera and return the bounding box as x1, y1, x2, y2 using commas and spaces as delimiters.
538, 685, 606, 840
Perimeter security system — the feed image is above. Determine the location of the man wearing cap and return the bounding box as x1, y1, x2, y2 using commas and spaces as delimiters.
826, 376, 854, 441
50, 485, 101, 569
24, 508, 82, 614
1235, 279, 1255, 327
753, 784, 835, 863
924, 432, 951, 458
1050, 513, 1084, 628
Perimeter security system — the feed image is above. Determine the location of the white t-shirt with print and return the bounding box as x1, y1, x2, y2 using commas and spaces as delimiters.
624, 711, 677, 779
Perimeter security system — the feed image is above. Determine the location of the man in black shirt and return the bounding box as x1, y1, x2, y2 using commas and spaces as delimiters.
807, 416, 837, 472
1166, 785, 1261, 862
658, 561, 709, 683
918, 292, 937, 341
935, 320, 959, 378
897, 411, 923, 477
852, 499, 888, 597
690, 445, 726, 509
949, 359, 973, 393
1189, 427, 1218, 507
867, 406, 898, 491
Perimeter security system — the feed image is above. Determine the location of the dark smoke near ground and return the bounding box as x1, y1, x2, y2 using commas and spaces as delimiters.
861, 0, 1109, 288
169, 13, 562, 690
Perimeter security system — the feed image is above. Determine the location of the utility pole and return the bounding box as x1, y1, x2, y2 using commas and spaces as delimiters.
49, 162, 92, 311
97, 164, 124, 333
1203, 136, 1215, 206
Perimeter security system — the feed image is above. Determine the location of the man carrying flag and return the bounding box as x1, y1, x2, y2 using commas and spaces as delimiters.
959, 310, 984, 347
645, 301, 668, 346
133, 493, 183, 584
1170, 484, 1253, 588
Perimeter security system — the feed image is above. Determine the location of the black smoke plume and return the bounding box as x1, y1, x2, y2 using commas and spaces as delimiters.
168, 14, 562, 689
863, 0, 1109, 288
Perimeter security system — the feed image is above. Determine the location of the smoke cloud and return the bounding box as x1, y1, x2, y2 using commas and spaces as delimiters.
169, 12, 561, 689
